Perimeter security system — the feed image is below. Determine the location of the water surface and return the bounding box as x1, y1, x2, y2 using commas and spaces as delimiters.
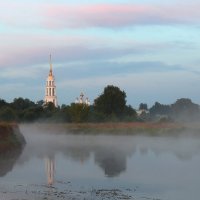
0, 124, 200, 200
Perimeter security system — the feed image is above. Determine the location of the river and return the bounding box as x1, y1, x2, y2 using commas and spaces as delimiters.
0, 124, 200, 200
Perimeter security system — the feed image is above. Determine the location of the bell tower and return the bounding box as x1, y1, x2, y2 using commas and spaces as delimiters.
44, 55, 58, 107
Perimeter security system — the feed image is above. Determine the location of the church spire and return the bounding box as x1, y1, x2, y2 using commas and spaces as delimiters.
45, 54, 58, 107
49, 54, 53, 76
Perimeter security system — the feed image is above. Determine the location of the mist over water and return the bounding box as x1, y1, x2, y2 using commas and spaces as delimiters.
1, 124, 200, 200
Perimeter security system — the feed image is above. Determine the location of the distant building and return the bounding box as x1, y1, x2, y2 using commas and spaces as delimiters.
44, 55, 58, 107
136, 109, 150, 121
136, 109, 149, 116
75, 92, 90, 106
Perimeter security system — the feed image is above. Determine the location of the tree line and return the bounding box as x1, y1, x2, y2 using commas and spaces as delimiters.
0, 85, 199, 123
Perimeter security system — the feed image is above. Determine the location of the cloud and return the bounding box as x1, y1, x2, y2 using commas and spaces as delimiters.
0, 33, 173, 69
0, 34, 90, 68
0, 2, 41, 28
1, 2, 200, 29
42, 3, 200, 29
0, 66, 42, 79
54, 61, 183, 81
57, 62, 184, 89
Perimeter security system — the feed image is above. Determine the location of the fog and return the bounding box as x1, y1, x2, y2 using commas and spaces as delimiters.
1, 123, 200, 200
15, 123, 200, 177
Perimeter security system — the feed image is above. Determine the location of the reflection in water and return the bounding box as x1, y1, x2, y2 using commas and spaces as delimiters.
95, 148, 126, 177
2, 124, 200, 200
45, 156, 55, 186
45, 149, 126, 183
15, 124, 200, 179
18, 133, 134, 179
0, 146, 24, 177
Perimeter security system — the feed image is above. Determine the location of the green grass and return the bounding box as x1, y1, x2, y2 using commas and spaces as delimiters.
31, 122, 187, 136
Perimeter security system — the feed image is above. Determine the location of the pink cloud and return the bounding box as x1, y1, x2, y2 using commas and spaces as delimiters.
42, 3, 200, 29
0, 2, 200, 29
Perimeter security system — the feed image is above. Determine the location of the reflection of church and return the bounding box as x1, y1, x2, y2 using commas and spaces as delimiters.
43, 147, 127, 186
45, 157, 55, 186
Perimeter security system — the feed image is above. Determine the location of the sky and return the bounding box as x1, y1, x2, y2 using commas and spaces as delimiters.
1, 0, 200, 108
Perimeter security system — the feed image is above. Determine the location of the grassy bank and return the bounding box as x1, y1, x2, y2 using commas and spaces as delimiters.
30, 122, 186, 135
0, 122, 25, 152
67, 122, 187, 135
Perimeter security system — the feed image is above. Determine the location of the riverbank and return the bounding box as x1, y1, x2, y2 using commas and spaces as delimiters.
25, 122, 188, 135
64, 122, 184, 134
0, 122, 25, 152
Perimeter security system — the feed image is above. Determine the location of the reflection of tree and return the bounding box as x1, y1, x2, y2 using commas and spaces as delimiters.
20, 124, 200, 178
61, 145, 131, 177
0, 146, 24, 177
17, 128, 137, 178
62, 147, 90, 163
95, 148, 126, 177
62, 146, 129, 177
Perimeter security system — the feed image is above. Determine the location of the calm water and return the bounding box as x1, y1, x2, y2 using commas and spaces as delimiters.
1, 124, 200, 200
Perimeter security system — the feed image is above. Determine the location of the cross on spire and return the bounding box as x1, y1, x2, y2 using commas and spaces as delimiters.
49, 54, 53, 76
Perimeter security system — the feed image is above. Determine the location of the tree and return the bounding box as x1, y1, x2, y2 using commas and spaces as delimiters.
94, 85, 126, 118
22, 106, 44, 122
171, 98, 200, 121
60, 105, 71, 122
123, 105, 137, 121
171, 98, 198, 113
44, 102, 56, 112
36, 100, 44, 107
23, 110, 37, 122
42, 102, 58, 119
149, 102, 171, 117
69, 103, 90, 123
11, 98, 35, 110
139, 103, 148, 110
0, 99, 8, 108
0, 107, 17, 122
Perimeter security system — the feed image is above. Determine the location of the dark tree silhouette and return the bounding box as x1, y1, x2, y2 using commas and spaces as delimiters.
139, 103, 148, 110
149, 102, 171, 116
94, 85, 127, 117
171, 98, 200, 121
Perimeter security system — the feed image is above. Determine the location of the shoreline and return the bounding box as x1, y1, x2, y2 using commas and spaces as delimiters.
2, 121, 199, 137
20, 122, 189, 135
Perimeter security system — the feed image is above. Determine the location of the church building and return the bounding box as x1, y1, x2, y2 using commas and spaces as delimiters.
75, 92, 90, 106
44, 55, 58, 107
